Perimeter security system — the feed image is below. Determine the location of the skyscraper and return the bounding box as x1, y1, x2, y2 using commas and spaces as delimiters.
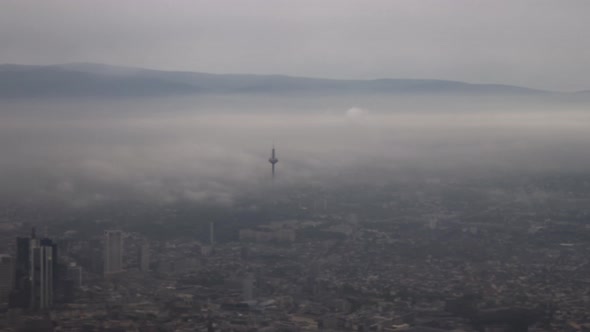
104, 230, 123, 276
140, 242, 150, 272
10, 228, 58, 310
242, 272, 255, 301
11, 236, 32, 308
0, 255, 14, 306
209, 221, 215, 246
29, 238, 57, 310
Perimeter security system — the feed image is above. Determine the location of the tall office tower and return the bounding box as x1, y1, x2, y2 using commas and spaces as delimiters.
307, 260, 321, 296
11, 236, 32, 308
140, 242, 150, 272
209, 222, 215, 246
10, 228, 58, 310
29, 238, 57, 310
242, 272, 255, 301
104, 230, 123, 276
0, 255, 14, 305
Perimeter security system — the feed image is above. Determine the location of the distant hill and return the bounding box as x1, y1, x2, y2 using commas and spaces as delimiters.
0, 63, 551, 98
0, 64, 196, 98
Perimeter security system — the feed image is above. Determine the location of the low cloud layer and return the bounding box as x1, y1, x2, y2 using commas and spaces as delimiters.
345, 107, 369, 118
1, 96, 590, 210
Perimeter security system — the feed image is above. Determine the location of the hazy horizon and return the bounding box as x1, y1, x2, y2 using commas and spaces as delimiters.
2, 1, 590, 91
3, 3, 590, 329
2, 95, 590, 211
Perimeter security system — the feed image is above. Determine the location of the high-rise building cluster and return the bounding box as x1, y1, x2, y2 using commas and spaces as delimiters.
7, 228, 58, 311
103, 230, 123, 276
0, 254, 14, 306
1, 228, 129, 312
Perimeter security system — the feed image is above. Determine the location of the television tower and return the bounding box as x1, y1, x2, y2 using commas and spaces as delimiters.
268, 145, 278, 180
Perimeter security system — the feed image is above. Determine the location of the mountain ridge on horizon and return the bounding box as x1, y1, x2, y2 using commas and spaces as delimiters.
0, 62, 577, 99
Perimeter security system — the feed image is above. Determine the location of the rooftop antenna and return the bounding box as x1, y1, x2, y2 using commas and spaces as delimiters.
268, 144, 278, 181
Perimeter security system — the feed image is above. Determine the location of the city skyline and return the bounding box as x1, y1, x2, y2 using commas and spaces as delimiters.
1, 1, 590, 331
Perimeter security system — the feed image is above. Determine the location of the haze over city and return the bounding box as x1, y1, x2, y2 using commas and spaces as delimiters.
1, 1, 590, 332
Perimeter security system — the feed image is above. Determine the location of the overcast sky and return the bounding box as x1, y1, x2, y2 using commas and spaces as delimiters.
1, 0, 589, 91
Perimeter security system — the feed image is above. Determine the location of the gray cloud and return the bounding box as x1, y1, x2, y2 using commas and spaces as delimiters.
2, 96, 590, 209
1, 0, 590, 91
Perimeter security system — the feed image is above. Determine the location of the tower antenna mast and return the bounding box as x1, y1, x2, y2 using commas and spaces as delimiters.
268, 144, 278, 180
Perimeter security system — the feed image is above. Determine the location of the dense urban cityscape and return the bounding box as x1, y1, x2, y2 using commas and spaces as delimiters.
3, 1, 590, 332
1, 159, 589, 331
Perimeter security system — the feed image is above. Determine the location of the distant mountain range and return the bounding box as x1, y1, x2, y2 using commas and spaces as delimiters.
0, 63, 572, 99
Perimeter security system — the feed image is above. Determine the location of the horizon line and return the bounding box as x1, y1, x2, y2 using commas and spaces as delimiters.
0, 61, 586, 93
